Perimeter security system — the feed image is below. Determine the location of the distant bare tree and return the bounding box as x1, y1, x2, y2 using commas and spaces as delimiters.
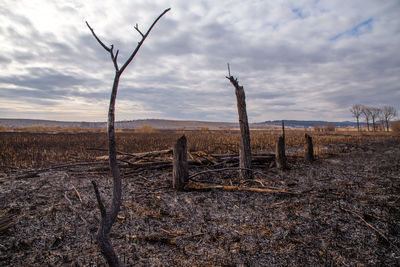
350, 104, 363, 131
86, 8, 170, 266
380, 106, 397, 132
369, 107, 381, 131
361, 106, 372, 131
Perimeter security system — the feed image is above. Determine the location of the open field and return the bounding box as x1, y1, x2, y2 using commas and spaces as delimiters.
0, 129, 392, 170
0, 130, 399, 265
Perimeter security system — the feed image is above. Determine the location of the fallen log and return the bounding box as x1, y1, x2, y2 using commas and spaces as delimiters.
120, 160, 171, 169
11, 162, 107, 179
88, 148, 172, 160
211, 152, 274, 158
184, 182, 300, 195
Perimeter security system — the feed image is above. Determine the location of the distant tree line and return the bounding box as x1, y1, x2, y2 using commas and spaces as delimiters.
350, 104, 397, 132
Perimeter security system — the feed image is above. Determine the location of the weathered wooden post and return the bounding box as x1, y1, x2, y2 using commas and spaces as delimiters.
275, 120, 287, 169
173, 135, 189, 190
304, 133, 314, 163
275, 136, 287, 169
226, 64, 252, 179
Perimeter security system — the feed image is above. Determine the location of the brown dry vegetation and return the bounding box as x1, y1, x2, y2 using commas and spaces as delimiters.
0, 129, 391, 169
0, 130, 399, 266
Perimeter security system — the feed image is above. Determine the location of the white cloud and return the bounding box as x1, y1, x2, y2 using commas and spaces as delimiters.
0, 0, 399, 122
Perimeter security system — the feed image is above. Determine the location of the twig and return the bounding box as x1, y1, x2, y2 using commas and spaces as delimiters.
72, 185, 83, 204
63, 192, 88, 224
91, 181, 106, 219
134, 24, 145, 37
341, 207, 400, 253
119, 8, 171, 74
85, 21, 112, 52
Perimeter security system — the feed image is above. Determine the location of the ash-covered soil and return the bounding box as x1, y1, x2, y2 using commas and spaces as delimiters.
0, 138, 399, 266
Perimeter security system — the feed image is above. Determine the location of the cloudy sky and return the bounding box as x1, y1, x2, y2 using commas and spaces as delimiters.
0, 0, 399, 122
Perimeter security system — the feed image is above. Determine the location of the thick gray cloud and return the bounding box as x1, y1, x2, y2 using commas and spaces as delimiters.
0, 0, 399, 122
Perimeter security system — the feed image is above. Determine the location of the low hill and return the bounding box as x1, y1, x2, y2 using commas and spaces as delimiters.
262, 120, 363, 128
0, 118, 359, 130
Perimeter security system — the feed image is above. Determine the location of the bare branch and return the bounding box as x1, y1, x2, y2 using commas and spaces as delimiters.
86, 21, 112, 53
119, 8, 171, 74
91, 180, 106, 219
115, 50, 119, 62
134, 23, 145, 38
109, 45, 119, 71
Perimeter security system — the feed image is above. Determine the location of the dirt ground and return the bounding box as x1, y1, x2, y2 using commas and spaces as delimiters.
0, 137, 399, 266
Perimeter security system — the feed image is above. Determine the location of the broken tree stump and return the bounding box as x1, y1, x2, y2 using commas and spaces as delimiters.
275, 136, 287, 169
173, 135, 189, 190
304, 133, 314, 163
226, 65, 252, 179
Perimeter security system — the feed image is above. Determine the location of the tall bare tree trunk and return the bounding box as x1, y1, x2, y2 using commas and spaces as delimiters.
86, 8, 170, 266
226, 67, 252, 179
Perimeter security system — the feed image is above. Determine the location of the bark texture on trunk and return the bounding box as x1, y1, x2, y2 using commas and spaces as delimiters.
304, 133, 314, 163
173, 135, 189, 190
86, 8, 170, 266
275, 136, 287, 169
227, 75, 252, 179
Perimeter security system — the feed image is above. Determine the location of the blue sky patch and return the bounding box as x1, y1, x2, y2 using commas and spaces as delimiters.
292, 8, 307, 19
331, 18, 374, 41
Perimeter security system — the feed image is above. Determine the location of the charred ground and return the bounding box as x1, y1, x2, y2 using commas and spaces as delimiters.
0, 132, 399, 266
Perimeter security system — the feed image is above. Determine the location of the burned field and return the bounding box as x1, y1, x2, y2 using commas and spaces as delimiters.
0, 132, 399, 266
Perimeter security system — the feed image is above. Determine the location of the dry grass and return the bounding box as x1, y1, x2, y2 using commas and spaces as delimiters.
0, 129, 392, 171
134, 124, 159, 134
392, 120, 400, 134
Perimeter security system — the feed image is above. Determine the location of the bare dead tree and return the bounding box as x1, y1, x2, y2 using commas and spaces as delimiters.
226, 64, 252, 179
381, 106, 398, 132
361, 105, 372, 131
350, 104, 363, 131
369, 107, 381, 131
86, 8, 170, 266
